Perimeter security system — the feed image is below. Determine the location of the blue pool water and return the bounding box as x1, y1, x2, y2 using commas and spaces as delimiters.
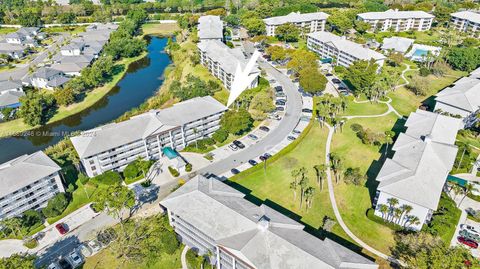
162, 147, 178, 159
412, 49, 429, 57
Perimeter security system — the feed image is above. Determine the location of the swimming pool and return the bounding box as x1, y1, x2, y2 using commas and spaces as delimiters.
162, 147, 178, 159
412, 49, 429, 57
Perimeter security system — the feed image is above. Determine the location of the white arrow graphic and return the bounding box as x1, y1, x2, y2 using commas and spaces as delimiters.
227, 50, 261, 108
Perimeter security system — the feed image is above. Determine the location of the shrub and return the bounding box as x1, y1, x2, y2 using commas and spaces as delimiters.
160, 230, 179, 254
185, 163, 192, 172
168, 166, 179, 177
212, 128, 228, 143
91, 171, 123, 185
42, 193, 69, 218
350, 123, 363, 133
419, 67, 430, 77
123, 162, 140, 179
23, 239, 38, 249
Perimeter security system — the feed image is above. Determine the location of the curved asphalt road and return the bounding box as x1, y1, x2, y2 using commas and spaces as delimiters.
198, 51, 303, 176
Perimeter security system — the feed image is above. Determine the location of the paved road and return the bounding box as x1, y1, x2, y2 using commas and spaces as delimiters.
0, 34, 66, 81
197, 43, 303, 176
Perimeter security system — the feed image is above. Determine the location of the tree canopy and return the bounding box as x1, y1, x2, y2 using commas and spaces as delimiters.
344, 59, 378, 97
299, 67, 327, 95
220, 108, 253, 135
275, 23, 300, 42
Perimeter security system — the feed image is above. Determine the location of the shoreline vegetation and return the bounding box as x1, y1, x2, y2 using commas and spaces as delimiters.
0, 22, 179, 139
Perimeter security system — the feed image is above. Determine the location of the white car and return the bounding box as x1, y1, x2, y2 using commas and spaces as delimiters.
460, 224, 480, 235
47, 262, 60, 269
228, 144, 238, 151
67, 250, 84, 268
88, 239, 102, 253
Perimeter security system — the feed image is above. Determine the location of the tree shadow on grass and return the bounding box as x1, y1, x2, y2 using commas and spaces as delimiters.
365, 118, 407, 205
225, 180, 376, 263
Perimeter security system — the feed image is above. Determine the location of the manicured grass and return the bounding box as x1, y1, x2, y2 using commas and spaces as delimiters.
46, 183, 97, 224
84, 248, 182, 269
331, 113, 402, 254
230, 123, 352, 242
213, 88, 229, 105
142, 23, 180, 36
388, 71, 466, 116
457, 131, 480, 149
340, 97, 389, 117
0, 53, 146, 139
0, 27, 17, 34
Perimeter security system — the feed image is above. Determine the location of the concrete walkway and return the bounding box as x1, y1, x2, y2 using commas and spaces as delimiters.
323, 122, 404, 266
181, 245, 189, 269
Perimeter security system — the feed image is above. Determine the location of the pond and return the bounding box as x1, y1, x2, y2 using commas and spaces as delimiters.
0, 36, 171, 163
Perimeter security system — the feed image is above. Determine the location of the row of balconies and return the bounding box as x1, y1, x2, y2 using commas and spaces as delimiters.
0, 178, 55, 207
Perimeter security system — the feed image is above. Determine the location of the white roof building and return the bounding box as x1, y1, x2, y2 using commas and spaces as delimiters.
357, 9, 434, 32
198, 15, 224, 41
307, 31, 385, 69
161, 175, 379, 269
263, 12, 329, 36
374, 110, 461, 230
450, 11, 480, 36
435, 67, 480, 127
381, 37, 414, 54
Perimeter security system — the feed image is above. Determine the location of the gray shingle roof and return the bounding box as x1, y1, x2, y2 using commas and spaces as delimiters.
307, 31, 386, 61
451, 11, 480, 24
71, 96, 227, 158
0, 43, 25, 54
376, 110, 461, 209
358, 9, 434, 20
198, 15, 223, 40
161, 176, 378, 269
197, 40, 260, 75
32, 67, 62, 79
46, 76, 71, 88
0, 90, 24, 107
263, 11, 329, 25
0, 151, 61, 198
0, 80, 22, 93
435, 69, 480, 113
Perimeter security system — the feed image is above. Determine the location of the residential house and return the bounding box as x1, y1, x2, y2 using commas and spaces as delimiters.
60, 42, 85, 56
373, 110, 461, 230
450, 10, 480, 37
198, 15, 224, 41
71, 96, 227, 177
0, 43, 26, 59
5, 27, 40, 47
357, 9, 434, 32
263, 11, 329, 36
160, 175, 379, 269
434, 67, 480, 127
28, 67, 71, 90
198, 40, 260, 90
0, 80, 24, 109
0, 151, 64, 220
381, 37, 414, 54
307, 31, 386, 69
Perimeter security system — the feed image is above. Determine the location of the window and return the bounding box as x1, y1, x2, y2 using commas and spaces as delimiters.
92, 166, 96, 171
89, 160, 94, 165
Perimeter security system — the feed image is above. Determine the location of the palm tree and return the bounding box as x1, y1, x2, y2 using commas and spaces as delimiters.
404, 215, 420, 229
399, 204, 413, 226
1, 217, 22, 238
298, 176, 309, 208
460, 183, 478, 206
289, 181, 298, 201
387, 197, 399, 222
304, 187, 315, 211
384, 131, 395, 154
393, 208, 403, 224
379, 204, 389, 220
313, 164, 327, 190
452, 184, 463, 201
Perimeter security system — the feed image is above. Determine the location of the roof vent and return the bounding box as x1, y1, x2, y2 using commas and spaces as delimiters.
257, 216, 270, 231
422, 135, 432, 143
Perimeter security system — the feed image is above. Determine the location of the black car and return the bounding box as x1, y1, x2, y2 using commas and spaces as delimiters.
274, 86, 283, 92
332, 78, 341, 84
248, 159, 258, 166
326, 73, 333, 77
275, 100, 286, 106
276, 106, 285, 111
259, 126, 270, 132
302, 108, 313, 113
58, 259, 72, 269
263, 153, 272, 159
233, 140, 245, 149
259, 155, 267, 161
231, 168, 240, 175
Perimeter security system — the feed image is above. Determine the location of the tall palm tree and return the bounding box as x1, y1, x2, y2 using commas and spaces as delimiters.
452, 184, 463, 201
289, 181, 298, 201
387, 197, 399, 222
384, 131, 395, 154
298, 176, 309, 208
379, 204, 389, 220
313, 164, 327, 190
393, 208, 403, 224
304, 187, 315, 211
399, 204, 413, 226
404, 215, 420, 229
460, 183, 478, 206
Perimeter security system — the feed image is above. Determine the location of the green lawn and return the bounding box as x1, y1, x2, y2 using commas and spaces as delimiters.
47, 183, 97, 224
0, 27, 17, 34
230, 123, 352, 243
84, 248, 182, 269
141, 23, 180, 36
340, 97, 389, 117
331, 113, 403, 254
388, 70, 466, 116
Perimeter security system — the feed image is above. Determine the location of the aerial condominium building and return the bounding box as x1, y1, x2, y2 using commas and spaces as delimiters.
434, 67, 480, 128
198, 40, 260, 91
263, 11, 329, 36
307, 31, 385, 69
357, 9, 434, 32
373, 110, 461, 230
71, 96, 227, 177
198, 15, 224, 41
0, 151, 64, 220
161, 175, 379, 269
450, 11, 480, 37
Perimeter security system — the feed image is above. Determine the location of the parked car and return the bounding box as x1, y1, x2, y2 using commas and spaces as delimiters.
247, 134, 258, 140
275, 100, 286, 106
228, 144, 238, 151
460, 229, 480, 242
326, 73, 333, 77
259, 126, 270, 132
47, 262, 61, 269
461, 224, 479, 235
275, 92, 286, 98
276, 106, 285, 111
248, 160, 258, 166
274, 86, 283, 92
259, 153, 272, 161
287, 136, 296, 141
292, 130, 301, 135
87, 239, 102, 253
55, 223, 68, 235
339, 90, 349, 96
332, 78, 341, 84
233, 140, 245, 149
302, 108, 313, 113
231, 168, 240, 175
67, 250, 84, 268
58, 259, 72, 269
457, 236, 478, 248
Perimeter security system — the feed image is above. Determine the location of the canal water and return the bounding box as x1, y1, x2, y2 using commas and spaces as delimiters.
0, 36, 171, 163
